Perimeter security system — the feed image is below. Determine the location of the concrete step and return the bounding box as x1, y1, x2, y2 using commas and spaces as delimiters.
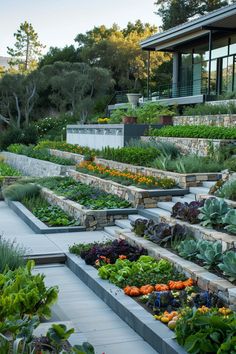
104, 226, 123, 237
128, 214, 148, 223
157, 201, 175, 213
145, 208, 171, 218
189, 187, 210, 195
172, 195, 196, 203
184, 193, 197, 201
202, 181, 216, 188
115, 219, 132, 230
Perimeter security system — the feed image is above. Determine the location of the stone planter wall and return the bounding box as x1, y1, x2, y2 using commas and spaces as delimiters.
117, 230, 236, 307
95, 157, 221, 188
1, 152, 74, 177
173, 114, 236, 127
141, 136, 234, 156
49, 149, 84, 164
41, 187, 136, 230
68, 169, 188, 208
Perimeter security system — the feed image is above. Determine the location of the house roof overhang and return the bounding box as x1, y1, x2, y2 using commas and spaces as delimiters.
141, 4, 236, 52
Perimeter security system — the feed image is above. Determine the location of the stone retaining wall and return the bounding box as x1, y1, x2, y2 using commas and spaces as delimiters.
173, 114, 236, 127
49, 149, 84, 164
68, 169, 188, 208
141, 136, 234, 156
41, 187, 136, 230
1, 152, 74, 177
95, 157, 221, 188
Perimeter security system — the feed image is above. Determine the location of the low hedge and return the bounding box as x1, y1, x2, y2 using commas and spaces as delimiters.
148, 125, 236, 139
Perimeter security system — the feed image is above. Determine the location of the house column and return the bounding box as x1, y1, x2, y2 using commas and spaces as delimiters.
172, 52, 179, 97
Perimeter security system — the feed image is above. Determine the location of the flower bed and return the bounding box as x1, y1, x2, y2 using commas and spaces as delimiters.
69, 240, 236, 353
77, 161, 176, 189
36, 177, 136, 230
131, 218, 236, 286
36, 140, 94, 157
69, 169, 187, 208
22, 193, 80, 227
172, 198, 236, 236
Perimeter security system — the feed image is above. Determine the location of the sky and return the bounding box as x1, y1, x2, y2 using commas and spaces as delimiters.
1, 0, 160, 56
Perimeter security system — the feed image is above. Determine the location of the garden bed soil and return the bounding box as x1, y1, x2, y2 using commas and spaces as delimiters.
68, 169, 188, 208
41, 187, 138, 230
6, 199, 85, 234
115, 229, 236, 307
95, 157, 222, 188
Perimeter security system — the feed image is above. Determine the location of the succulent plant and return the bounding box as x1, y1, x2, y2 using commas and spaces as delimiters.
218, 251, 236, 282
196, 240, 223, 269
198, 198, 229, 229
177, 239, 198, 259
223, 209, 236, 235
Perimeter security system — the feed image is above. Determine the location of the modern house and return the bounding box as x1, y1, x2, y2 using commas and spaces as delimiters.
141, 3, 236, 106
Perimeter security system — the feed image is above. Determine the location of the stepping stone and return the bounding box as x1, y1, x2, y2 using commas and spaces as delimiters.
128, 214, 148, 222
202, 181, 217, 188
189, 187, 210, 195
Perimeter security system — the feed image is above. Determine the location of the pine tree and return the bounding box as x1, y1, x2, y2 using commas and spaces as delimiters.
7, 21, 45, 72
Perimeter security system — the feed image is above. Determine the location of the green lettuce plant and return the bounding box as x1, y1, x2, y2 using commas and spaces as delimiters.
223, 209, 236, 234
196, 240, 223, 269
198, 198, 229, 228
218, 251, 236, 282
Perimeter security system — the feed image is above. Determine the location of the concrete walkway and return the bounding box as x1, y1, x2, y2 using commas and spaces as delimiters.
0, 201, 159, 353
35, 264, 157, 354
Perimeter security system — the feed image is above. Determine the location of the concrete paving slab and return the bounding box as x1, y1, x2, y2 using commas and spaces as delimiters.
34, 264, 159, 354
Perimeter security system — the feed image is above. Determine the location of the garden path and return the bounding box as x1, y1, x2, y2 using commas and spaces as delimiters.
0, 201, 159, 354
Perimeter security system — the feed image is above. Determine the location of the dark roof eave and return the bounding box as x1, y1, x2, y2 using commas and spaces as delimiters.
141, 3, 236, 50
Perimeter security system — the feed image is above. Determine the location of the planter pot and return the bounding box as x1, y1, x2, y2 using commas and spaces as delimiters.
159, 115, 173, 125
126, 93, 141, 108
122, 116, 137, 124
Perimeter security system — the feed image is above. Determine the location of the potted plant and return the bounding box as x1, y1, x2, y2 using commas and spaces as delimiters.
122, 115, 137, 124
158, 107, 175, 125
126, 93, 141, 109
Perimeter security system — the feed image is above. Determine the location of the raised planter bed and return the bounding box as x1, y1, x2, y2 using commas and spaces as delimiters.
41, 187, 137, 230
139, 209, 236, 250
49, 149, 84, 164
66, 253, 186, 354
1, 152, 75, 177
6, 199, 85, 234
141, 136, 235, 157
95, 157, 221, 189
114, 229, 236, 307
68, 169, 188, 208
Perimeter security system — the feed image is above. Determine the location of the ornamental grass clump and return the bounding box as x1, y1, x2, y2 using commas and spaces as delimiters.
77, 161, 176, 189
2, 183, 40, 201
0, 236, 26, 273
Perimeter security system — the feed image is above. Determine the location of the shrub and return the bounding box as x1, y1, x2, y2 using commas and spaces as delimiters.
148, 125, 236, 139
0, 236, 25, 272
0, 126, 38, 150
35, 140, 95, 157
2, 183, 40, 201
224, 157, 236, 171
34, 114, 77, 140
98, 145, 160, 166
183, 102, 236, 116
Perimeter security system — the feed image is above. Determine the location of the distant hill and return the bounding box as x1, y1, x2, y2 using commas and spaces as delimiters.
0, 56, 10, 68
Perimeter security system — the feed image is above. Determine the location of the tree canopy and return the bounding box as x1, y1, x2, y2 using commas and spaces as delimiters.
155, 0, 229, 30
7, 21, 45, 72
